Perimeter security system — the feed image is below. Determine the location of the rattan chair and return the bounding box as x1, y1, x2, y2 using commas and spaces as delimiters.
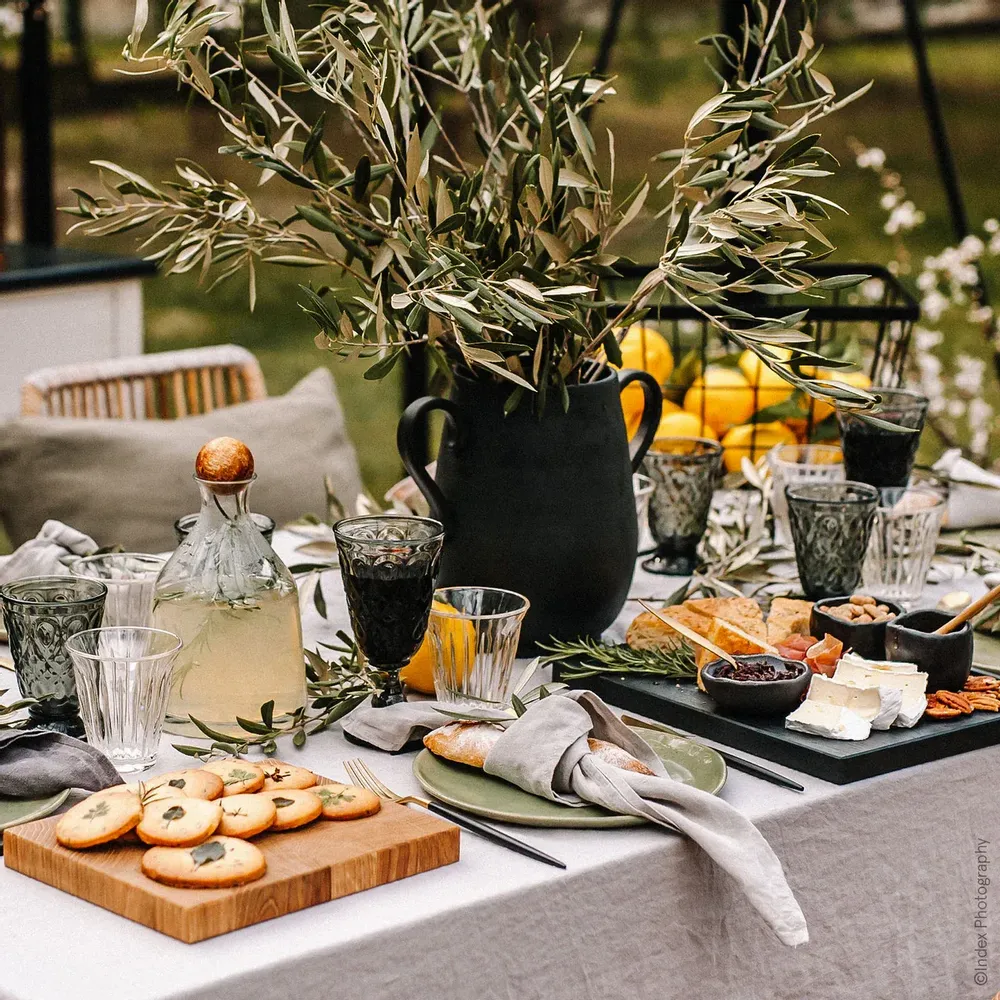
20, 345, 267, 419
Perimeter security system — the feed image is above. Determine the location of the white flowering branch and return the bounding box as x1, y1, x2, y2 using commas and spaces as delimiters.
850, 139, 997, 465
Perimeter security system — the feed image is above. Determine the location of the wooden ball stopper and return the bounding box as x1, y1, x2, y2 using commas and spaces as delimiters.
195, 437, 255, 486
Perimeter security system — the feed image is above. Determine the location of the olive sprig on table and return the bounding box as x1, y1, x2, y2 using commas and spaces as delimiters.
172, 633, 381, 758
0, 690, 45, 731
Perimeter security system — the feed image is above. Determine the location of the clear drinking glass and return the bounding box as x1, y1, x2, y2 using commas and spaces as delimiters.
642, 437, 723, 575
786, 481, 879, 601
334, 515, 445, 707
0, 576, 107, 736
836, 388, 929, 488
428, 587, 530, 709
768, 444, 844, 547
863, 488, 945, 604
69, 553, 167, 628
65, 627, 182, 773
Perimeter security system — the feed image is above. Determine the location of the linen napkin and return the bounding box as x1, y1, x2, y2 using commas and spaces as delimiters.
0, 729, 123, 798
0, 520, 98, 586
343, 690, 808, 947
932, 449, 1000, 529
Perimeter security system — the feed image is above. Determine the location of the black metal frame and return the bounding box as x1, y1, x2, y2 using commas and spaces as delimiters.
603, 261, 919, 446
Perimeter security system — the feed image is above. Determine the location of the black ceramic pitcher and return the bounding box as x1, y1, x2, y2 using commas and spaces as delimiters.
396, 366, 661, 648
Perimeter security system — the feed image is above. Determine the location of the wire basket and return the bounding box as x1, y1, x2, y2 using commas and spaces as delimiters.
605, 263, 920, 467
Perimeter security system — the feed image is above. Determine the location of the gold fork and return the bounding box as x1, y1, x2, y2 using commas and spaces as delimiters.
343, 757, 566, 869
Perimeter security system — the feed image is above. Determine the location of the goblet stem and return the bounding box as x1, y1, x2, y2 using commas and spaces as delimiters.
372, 666, 406, 707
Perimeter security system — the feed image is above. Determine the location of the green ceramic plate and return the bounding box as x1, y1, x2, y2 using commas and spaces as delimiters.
0, 789, 70, 834
413, 727, 727, 828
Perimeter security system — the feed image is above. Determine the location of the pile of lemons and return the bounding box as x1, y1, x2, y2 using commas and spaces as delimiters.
613, 325, 871, 473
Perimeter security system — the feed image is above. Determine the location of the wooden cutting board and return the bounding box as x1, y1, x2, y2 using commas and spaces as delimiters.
3, 793, 459, 943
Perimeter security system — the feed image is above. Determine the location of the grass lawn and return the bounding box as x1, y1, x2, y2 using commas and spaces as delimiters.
40, 25, 1000, 497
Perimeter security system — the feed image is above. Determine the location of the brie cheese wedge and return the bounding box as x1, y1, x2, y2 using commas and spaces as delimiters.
806, 673, 903, 730
785, 701, 872, 741
833, 657, 929, 728
838, 652, 919, 674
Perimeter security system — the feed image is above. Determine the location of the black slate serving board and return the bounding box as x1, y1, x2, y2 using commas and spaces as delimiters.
562, 671, 1000, 784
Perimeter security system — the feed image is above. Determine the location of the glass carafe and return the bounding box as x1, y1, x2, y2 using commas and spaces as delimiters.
153, 473, 306, 736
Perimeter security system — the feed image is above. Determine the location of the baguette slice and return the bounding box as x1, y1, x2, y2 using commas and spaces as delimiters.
684, 596, 763, 625
423, 722, 655, 775
626, 604, 713, 652
766, 597, 814, 646
695, 619, 781, 689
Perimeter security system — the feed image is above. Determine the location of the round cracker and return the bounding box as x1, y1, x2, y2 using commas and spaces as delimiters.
144, 769, 224, 801
141, 836, 266, 889
312, 783, 381, 821
218, 794, 277, 839
260, 761, 317, 791
137, 797, 223, 848
56, 792, 142, 849
261, 789, 323, 831
200, 759, 265, 796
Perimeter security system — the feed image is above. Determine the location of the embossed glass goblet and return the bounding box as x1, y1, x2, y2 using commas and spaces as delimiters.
767, 443, 844, 547
786, 481, 879, 601
334, 515, 445, 707
0, 576, 107, 735
642, 437, 723, 575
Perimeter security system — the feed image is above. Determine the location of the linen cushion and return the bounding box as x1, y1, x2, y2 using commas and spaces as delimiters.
0, 367, 362, 551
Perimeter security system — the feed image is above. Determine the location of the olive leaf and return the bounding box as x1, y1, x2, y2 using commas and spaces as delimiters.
271, 797, 295, 808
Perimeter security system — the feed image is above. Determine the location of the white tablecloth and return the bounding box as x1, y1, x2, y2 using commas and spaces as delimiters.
1, 532, 997, 1000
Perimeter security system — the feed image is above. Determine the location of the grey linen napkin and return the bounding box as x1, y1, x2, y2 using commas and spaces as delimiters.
0, 729, 123, 798
343, 690, 808, 947
0, 520, 97, 586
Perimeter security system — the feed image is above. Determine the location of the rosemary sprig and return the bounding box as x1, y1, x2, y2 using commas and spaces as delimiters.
172, 632, 381, 759
538, 637, 697, 682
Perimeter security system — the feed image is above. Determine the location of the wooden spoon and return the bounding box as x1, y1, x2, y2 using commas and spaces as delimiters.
935, 581, 1000, 635
637, 599, 739, 668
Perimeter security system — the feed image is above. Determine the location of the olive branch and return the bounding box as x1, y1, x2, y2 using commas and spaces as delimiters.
66, 0, 878, 417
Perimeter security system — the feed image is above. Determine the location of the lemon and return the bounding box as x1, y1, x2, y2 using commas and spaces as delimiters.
721, 421, 797, 473
615, 325, 674, 385
738, 349, 796, 412
683, 367, 755, 435
654, 410, 717, 442
399, 600, 474, 695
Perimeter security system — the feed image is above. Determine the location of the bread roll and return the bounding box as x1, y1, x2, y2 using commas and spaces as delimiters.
423, 722, 655, 775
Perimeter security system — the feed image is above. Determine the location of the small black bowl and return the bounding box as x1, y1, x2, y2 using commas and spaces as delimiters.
885, 609, 973, 693
810, 596, 904, 660
700, 655, 811, 717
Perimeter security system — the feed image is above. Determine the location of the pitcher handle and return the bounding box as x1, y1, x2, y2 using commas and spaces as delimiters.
618, 369, 663, 472
397, 395, 459, 522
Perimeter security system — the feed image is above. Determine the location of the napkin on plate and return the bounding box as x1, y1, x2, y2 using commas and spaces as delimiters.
343, 690, 808, 947
932, 449, 1000, 529
0, 520, 97, 586
0, 729, 123, 798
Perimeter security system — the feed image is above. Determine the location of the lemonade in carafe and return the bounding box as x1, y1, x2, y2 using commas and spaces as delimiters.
154, 437, 306, 736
